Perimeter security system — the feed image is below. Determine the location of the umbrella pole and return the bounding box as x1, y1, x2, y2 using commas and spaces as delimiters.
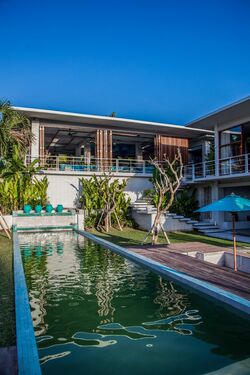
232, 213, 237, 272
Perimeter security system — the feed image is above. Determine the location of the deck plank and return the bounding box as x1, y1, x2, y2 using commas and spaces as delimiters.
128, 244, 250, 300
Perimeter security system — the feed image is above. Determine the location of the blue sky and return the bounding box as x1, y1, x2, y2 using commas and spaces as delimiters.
1, 0, 249, 124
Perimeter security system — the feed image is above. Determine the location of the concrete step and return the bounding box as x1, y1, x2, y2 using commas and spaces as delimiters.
179, 218, 191, 222
199, 229, 225, 234
132, 204, 153, 209
193, 222, 216, 227
187, 220, 198, 224
172, 215, 185, 219
134, 198, 151, 203
195, 226, 220, 231
133, 202, 150, 206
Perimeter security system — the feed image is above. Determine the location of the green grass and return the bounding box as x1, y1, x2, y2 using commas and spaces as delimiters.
90, 227, 250, 248
0, 231, 15, 347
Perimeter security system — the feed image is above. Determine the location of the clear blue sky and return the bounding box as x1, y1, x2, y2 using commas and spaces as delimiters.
1, 0, 249, 124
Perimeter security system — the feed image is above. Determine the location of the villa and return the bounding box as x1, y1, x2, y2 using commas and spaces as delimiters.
1, 98, 249, 375
15, 96, 250, 232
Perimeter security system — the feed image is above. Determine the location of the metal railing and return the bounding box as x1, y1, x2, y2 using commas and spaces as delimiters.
26, 155, 154, 174
184, 153, 250, 181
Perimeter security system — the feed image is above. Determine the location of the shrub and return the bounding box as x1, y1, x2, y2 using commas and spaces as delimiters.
79, 175, 134, 230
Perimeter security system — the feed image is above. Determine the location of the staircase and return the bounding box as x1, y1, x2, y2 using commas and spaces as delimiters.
132, 198, 224, 235
192, 222, 225, 235
132, 198, 156, 212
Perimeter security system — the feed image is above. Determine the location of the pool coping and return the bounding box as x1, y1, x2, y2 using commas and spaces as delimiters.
77, 230, 250, 316
13, 231, 42, 375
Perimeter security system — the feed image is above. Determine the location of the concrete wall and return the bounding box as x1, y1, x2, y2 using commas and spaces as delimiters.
196, 251, 250, 274
36, 171, 152, 208
224, 252, 250, 273
132, 211, 193, 232
2, 211, 85, 230
0, 215, 12, 230
13, 214, 77, 229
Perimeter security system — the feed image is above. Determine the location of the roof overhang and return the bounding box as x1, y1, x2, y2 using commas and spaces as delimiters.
13, 106, 212, 139
186, 97, 250, 130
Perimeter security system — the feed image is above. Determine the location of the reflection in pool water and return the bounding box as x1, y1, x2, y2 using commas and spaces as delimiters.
19, 231, 250, 375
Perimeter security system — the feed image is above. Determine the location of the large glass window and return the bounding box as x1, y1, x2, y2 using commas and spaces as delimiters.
113, 143, 136, 159
219, 125, 242, 159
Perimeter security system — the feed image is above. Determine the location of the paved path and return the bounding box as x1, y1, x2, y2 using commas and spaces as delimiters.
128, 244, 250, 300
205, 231, 250, 244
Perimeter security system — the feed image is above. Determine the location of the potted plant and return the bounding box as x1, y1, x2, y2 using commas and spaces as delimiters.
45, 203, 53, 213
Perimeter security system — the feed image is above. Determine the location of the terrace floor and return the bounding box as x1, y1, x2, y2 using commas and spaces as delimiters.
128, 243, 250, 300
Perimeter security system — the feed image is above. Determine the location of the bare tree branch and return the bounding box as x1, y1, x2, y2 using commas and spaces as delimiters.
144, 149, 183, 245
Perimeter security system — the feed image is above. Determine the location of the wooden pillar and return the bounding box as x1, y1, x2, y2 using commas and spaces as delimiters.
39, 126, 45, 165
96, 129, 112, 171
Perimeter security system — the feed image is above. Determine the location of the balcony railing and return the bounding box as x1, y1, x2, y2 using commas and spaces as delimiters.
184, 153, 250, 182
26, 156, 154, 174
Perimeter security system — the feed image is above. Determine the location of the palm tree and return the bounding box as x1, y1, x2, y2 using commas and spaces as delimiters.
0, 100, 32, 158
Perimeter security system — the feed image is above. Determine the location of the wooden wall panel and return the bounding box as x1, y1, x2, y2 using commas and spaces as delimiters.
154, 135, 188, 164
96, 129, 113, 170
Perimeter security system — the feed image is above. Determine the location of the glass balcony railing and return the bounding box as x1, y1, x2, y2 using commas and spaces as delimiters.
25, 156, 154, 175
183, 153, 250, 182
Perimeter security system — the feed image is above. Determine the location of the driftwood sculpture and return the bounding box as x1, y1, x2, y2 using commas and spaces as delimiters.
143, 149, 183, 245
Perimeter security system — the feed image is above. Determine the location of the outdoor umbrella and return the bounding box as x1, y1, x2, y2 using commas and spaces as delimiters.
196, 193, 250, 272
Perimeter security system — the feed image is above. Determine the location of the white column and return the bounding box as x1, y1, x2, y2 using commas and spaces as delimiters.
75, 144, 83, 157
136, 144, 143, 160
214, 124, 219, 177
31, 119, 40, 159
211, 182, 224, 226
85, 143, 91, 163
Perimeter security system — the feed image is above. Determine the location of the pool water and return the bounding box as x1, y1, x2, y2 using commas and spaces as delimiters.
19, 231, 250, 375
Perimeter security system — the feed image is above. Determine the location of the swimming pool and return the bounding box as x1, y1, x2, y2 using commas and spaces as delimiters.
18, 231, 250, 375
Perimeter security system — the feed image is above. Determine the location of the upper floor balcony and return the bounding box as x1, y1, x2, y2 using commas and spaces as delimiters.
28, 153, 250, 182
26, 155, 154, 175
183, 153, 250, 182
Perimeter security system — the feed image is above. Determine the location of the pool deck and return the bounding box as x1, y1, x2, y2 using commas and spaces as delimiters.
128, 243, 250, 300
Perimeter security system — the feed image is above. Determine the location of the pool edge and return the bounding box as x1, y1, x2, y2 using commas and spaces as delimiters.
13, 231, 42, 375
77, 230, 250, 316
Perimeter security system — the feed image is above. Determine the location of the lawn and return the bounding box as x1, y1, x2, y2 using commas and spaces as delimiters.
0, 231, 15, 347
90, 227, 250, 248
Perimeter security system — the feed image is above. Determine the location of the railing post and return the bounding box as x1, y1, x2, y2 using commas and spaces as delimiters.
229, 157, 232, 175
203, 161, 206, 178
192, 163, 195, 181
245, 154, 249, 174
116, 159, 119, 173
56, 156, 59, 171
143, 160, 146, 174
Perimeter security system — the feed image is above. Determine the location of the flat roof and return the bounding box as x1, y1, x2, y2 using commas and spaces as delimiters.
14, 106, 212, 139
186, 97, 250, 130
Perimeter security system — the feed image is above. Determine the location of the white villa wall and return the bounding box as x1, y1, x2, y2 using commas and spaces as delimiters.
132, 211, 193, 232
36, 172, 152, 208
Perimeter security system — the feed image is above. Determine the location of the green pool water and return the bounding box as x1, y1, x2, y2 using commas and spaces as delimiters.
18, 231, 250, 375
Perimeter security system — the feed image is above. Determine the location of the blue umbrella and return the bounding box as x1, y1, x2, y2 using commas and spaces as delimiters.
196, 193, 250, 271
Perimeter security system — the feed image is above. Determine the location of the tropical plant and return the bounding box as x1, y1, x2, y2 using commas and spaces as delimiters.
0, 146, 49, 214
0, 100, 32, 158
79, 175, 134, 230
170, 188, 200, 219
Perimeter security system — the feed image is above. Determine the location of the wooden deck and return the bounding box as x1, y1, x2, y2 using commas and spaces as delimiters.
128, 244, 250, 300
